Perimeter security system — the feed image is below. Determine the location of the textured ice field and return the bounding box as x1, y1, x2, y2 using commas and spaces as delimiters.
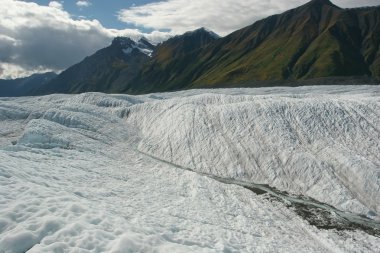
0, 86, 379, 252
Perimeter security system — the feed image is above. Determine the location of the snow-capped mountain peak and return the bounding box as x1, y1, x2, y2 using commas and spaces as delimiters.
112, 37, 135, 48
136, 37, 155, 57
112, 36, 155, 57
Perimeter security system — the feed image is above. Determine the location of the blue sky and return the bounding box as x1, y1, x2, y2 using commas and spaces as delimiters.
0, 0, 379, 79
29, 0, 154, 30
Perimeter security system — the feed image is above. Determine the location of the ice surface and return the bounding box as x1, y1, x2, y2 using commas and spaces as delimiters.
0, 86, 379, 252
129, 86, 380, 216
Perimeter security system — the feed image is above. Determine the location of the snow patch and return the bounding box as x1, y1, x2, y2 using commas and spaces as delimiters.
121, 38, 154, 57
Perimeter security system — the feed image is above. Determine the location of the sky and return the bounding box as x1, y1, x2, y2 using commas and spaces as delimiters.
0, 0, 379, 79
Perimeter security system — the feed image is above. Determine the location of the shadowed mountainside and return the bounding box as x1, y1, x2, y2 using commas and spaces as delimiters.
0, 72, 57, 97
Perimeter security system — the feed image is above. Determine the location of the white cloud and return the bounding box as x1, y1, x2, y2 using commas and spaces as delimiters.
117, 0, 302, 36
76, 1, 91, 8
0, 62, 54, 80
118, 0, 380, 36
48, 1, 63, 10
0, 0, 171, 79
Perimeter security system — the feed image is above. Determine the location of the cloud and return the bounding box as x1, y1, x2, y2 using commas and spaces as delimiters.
0, 0, 171, 79
118, 0, 380, 36
48, 1, 63, 10
334, 0, 380, 8
0, 62, 54, 80
76, 1, 91, 8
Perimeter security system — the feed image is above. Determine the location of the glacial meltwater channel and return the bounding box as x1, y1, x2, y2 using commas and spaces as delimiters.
139, 150, 380, 237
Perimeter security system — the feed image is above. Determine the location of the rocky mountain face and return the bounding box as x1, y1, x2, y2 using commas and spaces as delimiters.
29, 0, 380, 95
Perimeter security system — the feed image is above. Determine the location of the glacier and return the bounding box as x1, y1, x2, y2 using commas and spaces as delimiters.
0, 85, 379, 252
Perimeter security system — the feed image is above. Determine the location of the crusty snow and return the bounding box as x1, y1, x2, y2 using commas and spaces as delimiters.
0, 86, 379, 252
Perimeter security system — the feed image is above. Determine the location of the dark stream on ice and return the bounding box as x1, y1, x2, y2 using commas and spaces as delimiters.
227, 179, 380, 237
139, 150, 380, 237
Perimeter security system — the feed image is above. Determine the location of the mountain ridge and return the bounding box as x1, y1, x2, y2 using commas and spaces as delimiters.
40, 36, 155, 94
0, 72, 57, 97
123, 0, 379, 93
6, 0, 380, 96
186, 0, 374, 85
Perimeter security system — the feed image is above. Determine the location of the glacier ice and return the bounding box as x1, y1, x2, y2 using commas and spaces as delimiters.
128, 87, 380, 216
0, 85, 379, 252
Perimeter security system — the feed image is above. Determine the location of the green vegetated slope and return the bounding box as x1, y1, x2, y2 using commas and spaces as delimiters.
187, 0, 380, 88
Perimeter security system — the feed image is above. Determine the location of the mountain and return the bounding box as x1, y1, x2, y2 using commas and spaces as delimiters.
142, 0, 380, 89
124, 27, 220, 93
36, 0, 380, 95
0, 72, 57, 97
38, 28, 219, 95
39, 37, 155, 94
186, 0, 380, 86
